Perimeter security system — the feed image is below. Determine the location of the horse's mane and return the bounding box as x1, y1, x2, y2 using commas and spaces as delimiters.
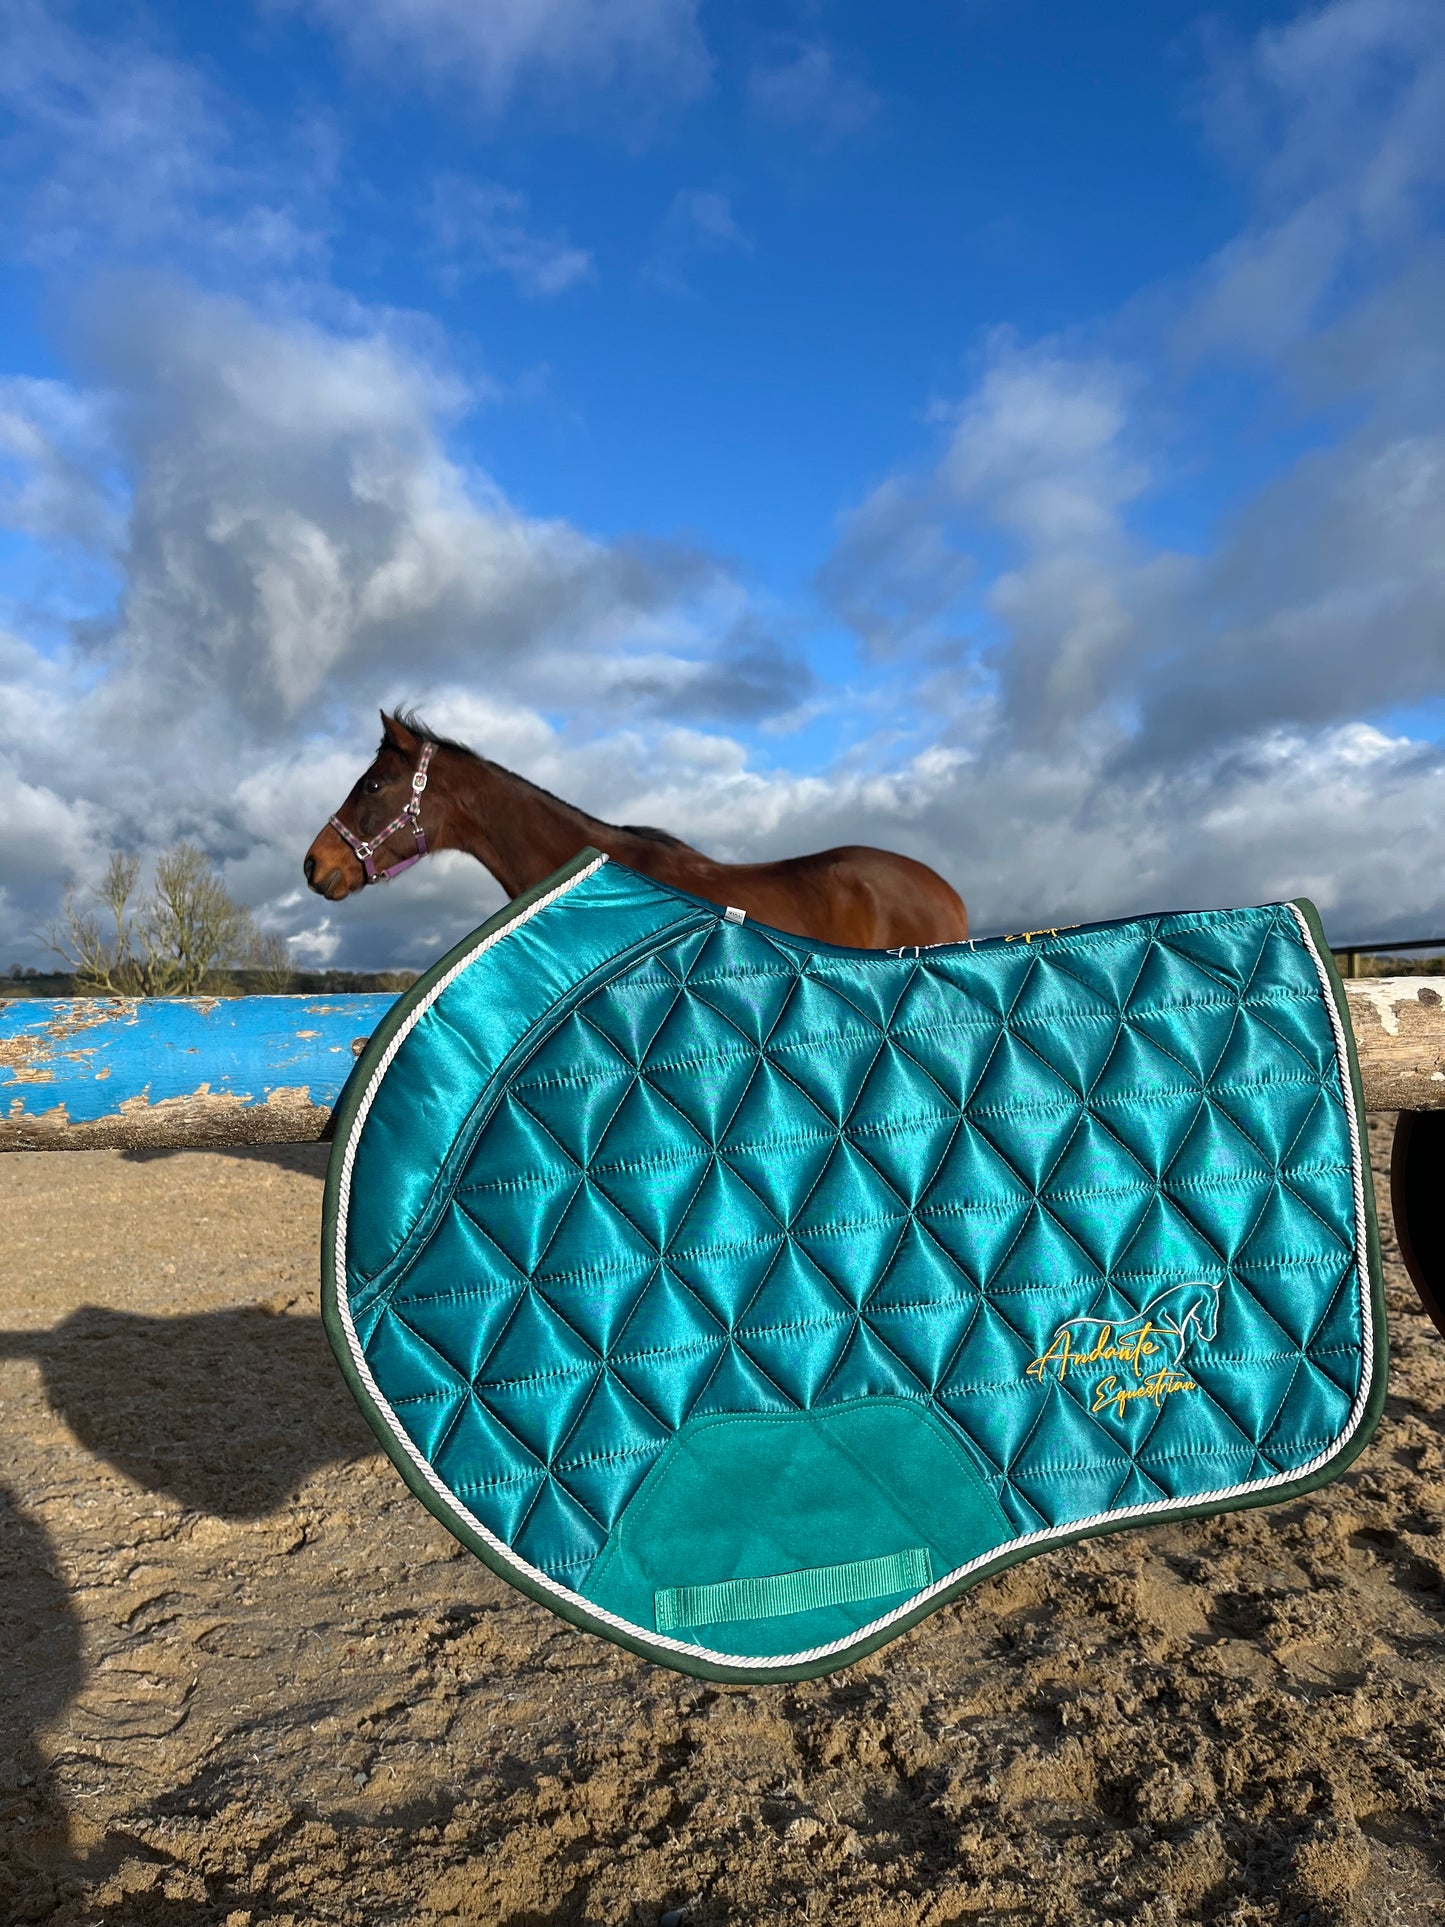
388, 708, 682, 848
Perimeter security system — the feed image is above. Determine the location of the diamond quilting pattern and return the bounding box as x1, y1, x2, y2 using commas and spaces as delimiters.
353, 887, 1368, 1591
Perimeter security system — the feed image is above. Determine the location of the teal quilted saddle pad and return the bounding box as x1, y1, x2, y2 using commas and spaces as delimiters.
323, 852, 1385, 1682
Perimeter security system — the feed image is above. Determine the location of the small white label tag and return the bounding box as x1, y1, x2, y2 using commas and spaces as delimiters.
724, 905, 747, 924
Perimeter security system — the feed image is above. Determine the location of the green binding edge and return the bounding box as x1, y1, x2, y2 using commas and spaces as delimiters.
321, 874, 1389, 1686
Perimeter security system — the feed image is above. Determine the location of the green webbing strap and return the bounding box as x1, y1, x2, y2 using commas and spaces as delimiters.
654, 1547, 932, 1635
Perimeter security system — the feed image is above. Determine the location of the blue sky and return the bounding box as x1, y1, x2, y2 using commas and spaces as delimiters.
1, 0, 1443, 968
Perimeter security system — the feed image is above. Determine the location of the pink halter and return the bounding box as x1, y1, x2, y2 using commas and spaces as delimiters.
328, 740, 435, 885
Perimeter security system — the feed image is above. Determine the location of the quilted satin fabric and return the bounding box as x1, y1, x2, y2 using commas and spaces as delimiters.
324, 854, 1383, 1681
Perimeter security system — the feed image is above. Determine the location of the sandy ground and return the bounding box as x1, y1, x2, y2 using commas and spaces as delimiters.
1, 1119, 1442, 1927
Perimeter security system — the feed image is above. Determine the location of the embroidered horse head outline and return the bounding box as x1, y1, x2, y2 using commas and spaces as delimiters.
1026, 1279, 1223, 1385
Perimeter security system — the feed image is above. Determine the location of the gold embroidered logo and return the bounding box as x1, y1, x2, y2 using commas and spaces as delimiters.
1025, 1282, 1222, 1419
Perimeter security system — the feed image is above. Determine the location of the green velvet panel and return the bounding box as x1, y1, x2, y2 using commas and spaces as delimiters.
581, 1398, 1013, 1656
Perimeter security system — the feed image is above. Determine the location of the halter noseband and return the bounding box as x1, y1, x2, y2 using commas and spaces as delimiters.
328, 740, 435, 885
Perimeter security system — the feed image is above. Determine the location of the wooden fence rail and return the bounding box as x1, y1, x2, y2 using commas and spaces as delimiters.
1, 979, 1442, 1152
0, 994, 396, 1151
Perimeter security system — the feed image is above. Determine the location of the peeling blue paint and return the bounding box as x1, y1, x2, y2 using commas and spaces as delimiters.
0, 996, 398, 1124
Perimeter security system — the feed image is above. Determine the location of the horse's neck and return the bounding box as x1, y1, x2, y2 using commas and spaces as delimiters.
440, 752, 609, 897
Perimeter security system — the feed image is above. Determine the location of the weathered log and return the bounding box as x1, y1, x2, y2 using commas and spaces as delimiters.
2, 979, 1442, 1152
1340, 977, 1445, 1112
0, 994, 396, 1151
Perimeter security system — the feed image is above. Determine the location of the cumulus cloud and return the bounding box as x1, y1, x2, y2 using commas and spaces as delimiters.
4, 0, 1443, 973
301, 0, 710, 119
428, 177, 593, 296
817, 306, 1445, 924
80, 278, 720, 728
805, 0, 1445, 940
0, 277, 811, 964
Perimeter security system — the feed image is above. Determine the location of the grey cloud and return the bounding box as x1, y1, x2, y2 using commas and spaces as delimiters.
489, 700, 1445, 943
640, 720, 1445, 943
820, 344, 1168, 749
0, 278, 807, 965
597, 624, 815, 725
815, 476, 975, 656
78, 279, 712, 729
825, 323, 1445, 770
1123, 423, 1445, 765
816, 0, 1445, 771
7, 0, 1445, 974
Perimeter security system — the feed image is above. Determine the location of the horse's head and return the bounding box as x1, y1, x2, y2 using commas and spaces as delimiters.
304, 711, 440, 899
1168, 1281, 1222, 1346
1192, 1282, 1222, 1343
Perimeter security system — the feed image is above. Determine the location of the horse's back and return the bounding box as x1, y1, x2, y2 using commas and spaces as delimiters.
609, 834, 967, 949
767, 842, 969, 948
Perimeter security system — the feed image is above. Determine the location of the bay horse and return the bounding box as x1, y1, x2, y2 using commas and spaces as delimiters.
304, 711, 968, 947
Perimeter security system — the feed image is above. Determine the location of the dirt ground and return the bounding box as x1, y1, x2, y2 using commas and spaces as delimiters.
1, 1118, 1441, 1927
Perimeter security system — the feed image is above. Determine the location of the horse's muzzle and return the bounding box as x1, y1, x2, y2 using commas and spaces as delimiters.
303, 850, 352, 899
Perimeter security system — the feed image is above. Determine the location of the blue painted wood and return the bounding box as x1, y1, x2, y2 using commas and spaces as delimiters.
0, 995, 397, 1128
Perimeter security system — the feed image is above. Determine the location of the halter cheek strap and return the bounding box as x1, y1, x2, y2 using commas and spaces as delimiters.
328, 740, 435, 885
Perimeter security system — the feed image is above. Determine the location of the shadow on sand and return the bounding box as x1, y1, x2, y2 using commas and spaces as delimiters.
0, 1306, 374, 1519
119, 1142, 335, 1177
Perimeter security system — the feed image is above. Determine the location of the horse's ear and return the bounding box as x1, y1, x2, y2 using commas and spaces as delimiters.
380, 710, 418, 752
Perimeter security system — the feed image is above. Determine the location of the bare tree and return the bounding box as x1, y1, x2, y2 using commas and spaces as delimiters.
139, 843, 255, 995
251, 928, 297, 993
44, 843, 281, 996
45, 852, 145, 994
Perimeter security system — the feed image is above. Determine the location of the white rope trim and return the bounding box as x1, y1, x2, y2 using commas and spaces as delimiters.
332, 891, 1378, 1675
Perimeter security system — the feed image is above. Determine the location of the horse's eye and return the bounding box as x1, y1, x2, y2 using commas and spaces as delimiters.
363, 778, 381, 794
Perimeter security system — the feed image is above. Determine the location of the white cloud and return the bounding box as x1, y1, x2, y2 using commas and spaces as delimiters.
826, 309, 1445, 769
80, 278, 708, 727
302, 0, 710, 118
644, 190, 751, 295
284, 917, 341, 966
0, 378, 123, 552
429, 177, 593, 296
3, 0, 1443, 973
817, 0, 1445, 785
747, 37, 878, 143
1182, 0, 1445, 359
0, 1, 331, 271
0, 278, 808, 965
942, 350, 1146, 539
804, 0, 1445, 940
353, 702, 1445, 945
